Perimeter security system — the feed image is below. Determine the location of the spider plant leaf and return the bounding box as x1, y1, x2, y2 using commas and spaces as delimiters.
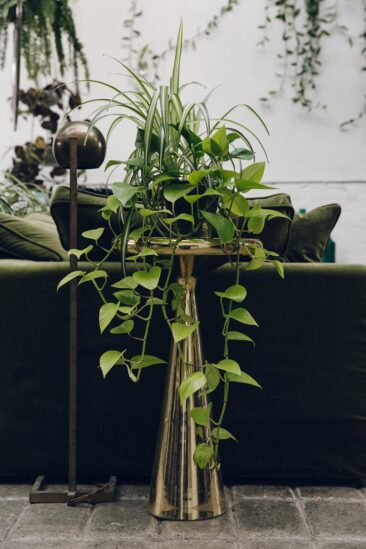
170, 20, 183, 95
144, 89, 160, 172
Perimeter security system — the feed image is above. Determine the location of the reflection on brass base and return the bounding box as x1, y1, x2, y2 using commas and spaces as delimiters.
149, 256, 226, 520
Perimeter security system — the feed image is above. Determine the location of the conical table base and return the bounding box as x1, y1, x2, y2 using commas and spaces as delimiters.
149, 255, 226, 520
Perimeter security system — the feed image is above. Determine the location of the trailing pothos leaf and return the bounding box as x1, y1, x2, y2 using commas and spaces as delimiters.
60, 22, 287, 471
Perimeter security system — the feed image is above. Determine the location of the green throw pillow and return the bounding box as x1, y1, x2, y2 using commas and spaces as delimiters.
50, 185, 116, 253
0, 212, 67, 261
285, 204, 341, 262
245, 193, 294, 256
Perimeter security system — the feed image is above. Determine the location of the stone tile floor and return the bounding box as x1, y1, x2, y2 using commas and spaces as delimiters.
0, 483, 366, 548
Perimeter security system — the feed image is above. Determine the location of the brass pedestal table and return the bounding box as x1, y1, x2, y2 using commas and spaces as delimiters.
131, 238, 260, 521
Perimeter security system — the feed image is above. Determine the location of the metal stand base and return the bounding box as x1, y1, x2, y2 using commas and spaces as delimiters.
29, 475, 117, 505
149, 256, 226, 520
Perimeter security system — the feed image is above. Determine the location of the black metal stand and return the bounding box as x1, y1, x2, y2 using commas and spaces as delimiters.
30, 137, 117, 505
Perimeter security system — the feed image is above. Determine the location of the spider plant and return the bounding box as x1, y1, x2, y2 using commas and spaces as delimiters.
59, 22, 287, 470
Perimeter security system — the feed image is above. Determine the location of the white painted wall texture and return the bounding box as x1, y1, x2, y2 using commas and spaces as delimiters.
0, 0, 365, 262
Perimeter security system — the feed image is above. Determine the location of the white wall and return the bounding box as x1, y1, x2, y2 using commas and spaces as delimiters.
0, 0, 365, 262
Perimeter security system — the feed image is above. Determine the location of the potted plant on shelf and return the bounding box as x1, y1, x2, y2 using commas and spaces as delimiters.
57, 22, 287, 520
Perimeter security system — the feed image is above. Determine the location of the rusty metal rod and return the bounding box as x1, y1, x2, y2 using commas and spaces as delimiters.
68, 138, 78, 496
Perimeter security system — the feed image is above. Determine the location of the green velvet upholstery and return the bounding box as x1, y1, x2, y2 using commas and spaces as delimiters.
285, 204, 341, 262
0, 259, 366, 484
0, 212, 67, 261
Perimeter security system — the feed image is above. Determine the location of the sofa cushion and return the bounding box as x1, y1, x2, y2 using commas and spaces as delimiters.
0, 212, 67, 261
246, 193, 294, 256
285, 204, 341, 262
50, 185, 116, 253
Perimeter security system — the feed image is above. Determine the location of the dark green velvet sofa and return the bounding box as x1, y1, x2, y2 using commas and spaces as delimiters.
1, 259, 366, 485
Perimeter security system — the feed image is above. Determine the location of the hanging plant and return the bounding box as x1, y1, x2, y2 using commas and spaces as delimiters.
0, 0, 88, 84
259, 0, 336, 110
121, 0, 241, 82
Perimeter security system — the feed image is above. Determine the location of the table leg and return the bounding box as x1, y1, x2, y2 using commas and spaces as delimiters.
148, 255, 226, 520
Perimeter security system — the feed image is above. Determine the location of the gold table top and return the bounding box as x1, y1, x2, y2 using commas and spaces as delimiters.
127, 237, 262, 257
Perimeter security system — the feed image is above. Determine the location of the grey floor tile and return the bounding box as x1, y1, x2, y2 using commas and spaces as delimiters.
297, 486, 363, 500
3, 543, 85, 549
83, 542, 239, 549
304, 500, 366, 541
161, 509, 235, 540
0, 501, 25, 542
233, 485, 294, 500
0, 486, 30, 500
238, 543, 316, 549
84, 501, 157, 541
234, 500, 310, 540
8, 504, 90, 542
116, 484, 150, 500
319, 541, 366, 549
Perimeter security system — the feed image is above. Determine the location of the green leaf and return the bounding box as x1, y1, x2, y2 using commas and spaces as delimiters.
229, 148, 255, 160
188, 170, 208, 185
272, 260, 285, 279
227, 331, 255, 345
171, 321, 199, 343
133, 266, 161, 290
112, 276, 138, 290
113, 290, 140, 306
184, 189, 223, 205
202, 127, 229, 158
193, 442, 214, 469
215, 284, 247, 303
105, 159, 123, 171
247, 215, 265, 234
130, 354, 166, 369
245, 258, 264, 271
190, 405, 212, 427
129, 227, 149, 241
99, 302, 119, 334
99, 350, 125, 378
212, 427, 237, 441
228, 308, 258, 326
201, 211, 235, 243
165, 213, 195, 225
126, 248, 158, 261
205, 364, 221, 393
79, 270, 108, 285
57, 270, 86, 292
68, 245, 93, 260
139, 208, 171, 217
110, 320, 134, 334
113, 182, 142, 206
82, 227, 105, 241
179, 371, 207, 404
236, 179, 275, 193
106, 194, 120, 212
164, 183, 195, 203
152, 173, 176, 186
216, 359, 241, 375
241, 162, 265, 183
226, 370, 262, 388
225, 193, 249, 216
